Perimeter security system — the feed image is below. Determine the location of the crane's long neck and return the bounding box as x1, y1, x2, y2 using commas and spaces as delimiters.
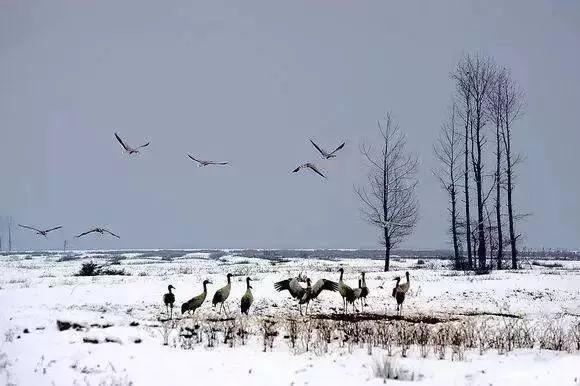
406, 274, 410, 285
361, 274, 366, 286
203, 283, 208, 293
169, 287, 173, 294
339, 270, 344, 282
246, 279, 251, 290
227, 275, 231, 285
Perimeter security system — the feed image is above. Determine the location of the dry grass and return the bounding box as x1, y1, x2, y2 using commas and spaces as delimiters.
164, 312, 580, 358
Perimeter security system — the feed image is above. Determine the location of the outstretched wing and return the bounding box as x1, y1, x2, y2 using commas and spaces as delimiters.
274, 278, 304, 299
292, 165, 302, 173
102, 228, 120, 238
136, 142, 150, 149
274, 279, 291, 292
329, 141, 345, 156
307, 164, 326, 179
311, 279, 338, 298
309, 140, 327, 157
114, 133, 130, 152
44, 226, 63, 233
209, 161, 229, 166
18, 224, 41, 233
76, 229, 96, 238
188, 154, 202, 164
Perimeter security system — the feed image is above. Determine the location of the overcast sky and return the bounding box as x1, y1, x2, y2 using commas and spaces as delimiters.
1, 0, 579, 251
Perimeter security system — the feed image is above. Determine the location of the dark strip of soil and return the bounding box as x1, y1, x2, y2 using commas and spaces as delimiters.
310, 312, 457, 324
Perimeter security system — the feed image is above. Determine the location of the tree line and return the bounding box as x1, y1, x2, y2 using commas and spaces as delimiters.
358, 53, 525, 272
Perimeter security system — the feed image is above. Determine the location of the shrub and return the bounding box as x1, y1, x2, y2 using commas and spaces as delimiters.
78, 262, 99, 276
77, 262, 128, 276
372, 357, 416, 382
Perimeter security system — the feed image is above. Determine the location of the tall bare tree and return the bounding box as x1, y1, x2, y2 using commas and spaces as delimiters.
499, 69, 525, 269
453, 54, 495, 270
355, 112, 419, 271
486, 68, 506, 268
454, 65, 473, 269
433, 104, 463, 268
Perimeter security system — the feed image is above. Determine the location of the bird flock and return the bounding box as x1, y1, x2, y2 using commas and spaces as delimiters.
13, 131, 411, 320
15, 134, 346, 244
162, 269, 411, 319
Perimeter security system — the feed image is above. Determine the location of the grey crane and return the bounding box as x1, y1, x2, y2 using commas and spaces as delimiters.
392, 277, 406, 315
114, 133, 149, 155
292, 163, 326, 179
181, 279, 212, 316
349, 279, 364, 312
360, 272, 369, 309
75, 227, 120, 239
18, 224, 62, 237
275, 276, 336, 315
298, 277, 339, 315
337, 268, 356, 313
397, 271, 411, 294
163, 285, 175, 319
310, 139, 345, 159
188, 154, 229, 167
212, 273, 233, 313
240, 277, 254, 315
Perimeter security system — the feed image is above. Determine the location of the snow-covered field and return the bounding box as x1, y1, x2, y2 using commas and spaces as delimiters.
1, 251, 579, 386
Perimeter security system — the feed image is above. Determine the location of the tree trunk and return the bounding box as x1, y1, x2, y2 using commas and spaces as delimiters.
451, 187, 461, 268
464, 119, 472, 270
495, 127, 503, 269
475, 107, 487, 270
505, 142, 517, 269
384, 232, 391, 272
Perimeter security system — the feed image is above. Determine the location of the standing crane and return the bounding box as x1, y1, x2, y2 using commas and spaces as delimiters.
163, 285, 176, 319
182, 279, 212, 316
240, 277, 254, 315
212, 273, 233, 314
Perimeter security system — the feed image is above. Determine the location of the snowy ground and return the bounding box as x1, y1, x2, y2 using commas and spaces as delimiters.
0, 251, 579, 386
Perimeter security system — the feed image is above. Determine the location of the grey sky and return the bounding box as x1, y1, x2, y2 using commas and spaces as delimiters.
1, 0, 579, 251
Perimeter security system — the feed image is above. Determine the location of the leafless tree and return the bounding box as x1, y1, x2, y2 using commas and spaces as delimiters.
453, 53, 496, 270
433, 104, 463, 268
499, 68, 525, 269
486, 68, 506, 268
454, 65, 473, 269
355, 112, 419, 271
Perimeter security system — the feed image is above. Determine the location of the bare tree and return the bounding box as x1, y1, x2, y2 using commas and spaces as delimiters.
453, 54, 496, 270
433, 104, 463, 268
355, 112, 419, 271
486, 68, 506, 268
499, 69, 525, 269
454, 65, 473, 269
